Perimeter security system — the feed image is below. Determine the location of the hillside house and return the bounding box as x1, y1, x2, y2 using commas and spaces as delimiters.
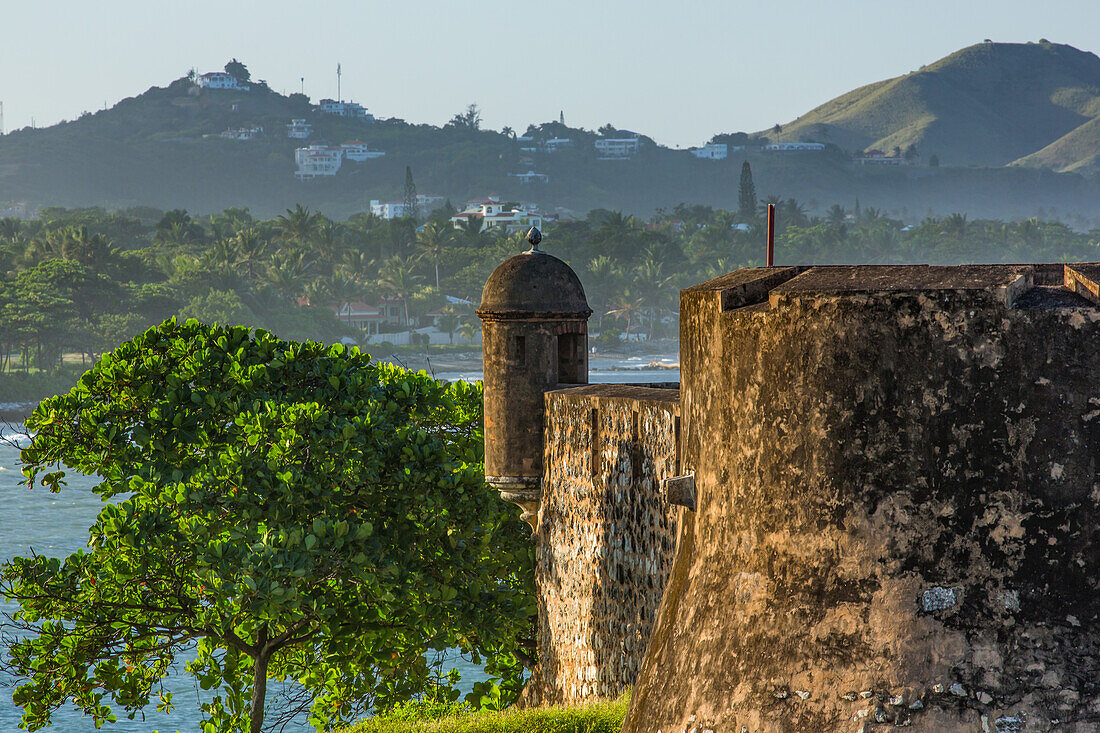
341, 141, 386, 161
854, 149, 907, 165
219, 125, 262, 141
417, 193, 446, 210
764, 142, 825, 152
294, 145, 343, 180
690, 142, 728, 160
318, 99, 374, 121
195, 72, 250, 91
370, 200, 409, 219
332, 298, 406, 333
451, 197, 543, 233
369, 194, 446, 219
543, 138, 573, 153
286, 119, 312, 139
595, 136, 641, 159
510, 170, 550, 184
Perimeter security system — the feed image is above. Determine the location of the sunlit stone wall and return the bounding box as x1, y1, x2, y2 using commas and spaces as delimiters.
532, 384, 681, 705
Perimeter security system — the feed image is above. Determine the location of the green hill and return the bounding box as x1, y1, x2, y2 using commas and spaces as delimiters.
1, 51, 1100, 222
1012, 115, 1100, 172
771, 41, 1100, 171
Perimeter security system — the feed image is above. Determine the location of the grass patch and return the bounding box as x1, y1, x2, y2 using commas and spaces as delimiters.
344, 693, 629, 733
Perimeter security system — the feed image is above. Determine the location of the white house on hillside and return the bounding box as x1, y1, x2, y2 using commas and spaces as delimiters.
318, 99, 374, 121
690, 142, 727, 160
196, 72, 250, 91
417, 194, 446, 210
294, 145, 343, 180
543, 138, 573, 153
450, 197, 543, 233
370, 200, 410, 219
595, 136, 641, 159
510, 170, 549, 184
287, 119, 312, 139
341, 141, 386, 161
219, 125, 262, 141
764, 142, 825, 152
370, 194, 446, 220
854, 149, 907, 166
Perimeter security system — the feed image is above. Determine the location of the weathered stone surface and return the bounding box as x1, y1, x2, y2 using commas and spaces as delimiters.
622, 264, 1100, 732
532, 384, 681, 704
478, 249, 591, 527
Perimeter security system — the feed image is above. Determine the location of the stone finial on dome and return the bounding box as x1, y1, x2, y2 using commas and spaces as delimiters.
526, 226, 543, 253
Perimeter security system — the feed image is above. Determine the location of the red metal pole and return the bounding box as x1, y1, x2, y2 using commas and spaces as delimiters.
766, 203, 775, 267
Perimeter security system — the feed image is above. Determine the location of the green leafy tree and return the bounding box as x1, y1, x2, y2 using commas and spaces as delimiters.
738, 161, 757, 220
447, 104, 481, 131
224, 59, 251, 83
2, 320, 533, 733
180, 289, 258, 326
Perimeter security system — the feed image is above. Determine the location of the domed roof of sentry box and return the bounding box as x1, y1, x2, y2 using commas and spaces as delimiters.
477, 227, 592, 320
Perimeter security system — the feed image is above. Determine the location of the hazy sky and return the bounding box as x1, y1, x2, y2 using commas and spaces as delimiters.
2, 0, 1099, 147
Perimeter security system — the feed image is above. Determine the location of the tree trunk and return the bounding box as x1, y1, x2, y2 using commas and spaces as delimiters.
250, 651, 269, 733
250, 627, 270, 733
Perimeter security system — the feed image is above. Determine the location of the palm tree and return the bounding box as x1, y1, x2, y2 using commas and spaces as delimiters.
275, 204, 324, 248
943, 213, 968, 240
312, 221, 347, 272
594, 211, 638, 243
758, 195, 783, 219
232, 227, 268, 281
458, 319, 480, 344
414, 222, 452, 288
633, 257, 674, 339
607, 290, 644, 339
265, 250, 312, 302
827, 205, 848, 225
341, 250, 375, 283
204, 238, 237, 273
309, 274, 363, 326
0, 217, 21, 244
436, 307, 460, 344
455, 217, 484, 246
582, 256, 621, 330
378, 256, 423, 327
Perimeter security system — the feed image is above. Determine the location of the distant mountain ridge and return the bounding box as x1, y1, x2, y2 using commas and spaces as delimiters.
770, 41, 1100, 173
1, 44, 1099, 222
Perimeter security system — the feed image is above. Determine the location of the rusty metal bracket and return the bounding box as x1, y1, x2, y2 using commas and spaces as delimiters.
661, 472, 696, 511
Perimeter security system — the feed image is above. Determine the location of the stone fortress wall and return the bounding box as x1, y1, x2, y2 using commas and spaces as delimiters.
624, 263, 1100, 732
535, 384, 681, 704
480, 236, 1100, 732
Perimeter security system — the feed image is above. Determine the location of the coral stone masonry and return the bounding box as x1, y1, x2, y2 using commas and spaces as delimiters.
481, 255, 1100, 731
628, 263, 1100, 732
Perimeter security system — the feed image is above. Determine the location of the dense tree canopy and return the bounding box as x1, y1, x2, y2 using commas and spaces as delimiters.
2, 320, 534, 732
0, 199, 1098, 374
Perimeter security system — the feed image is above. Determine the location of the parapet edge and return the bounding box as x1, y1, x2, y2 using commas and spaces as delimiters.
685, 264, 1100, 313
546, 383, 681, 404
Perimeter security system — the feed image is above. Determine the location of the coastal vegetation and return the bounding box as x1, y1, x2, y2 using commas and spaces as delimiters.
1, 320, 533, 732
0, 202, 1098, 385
